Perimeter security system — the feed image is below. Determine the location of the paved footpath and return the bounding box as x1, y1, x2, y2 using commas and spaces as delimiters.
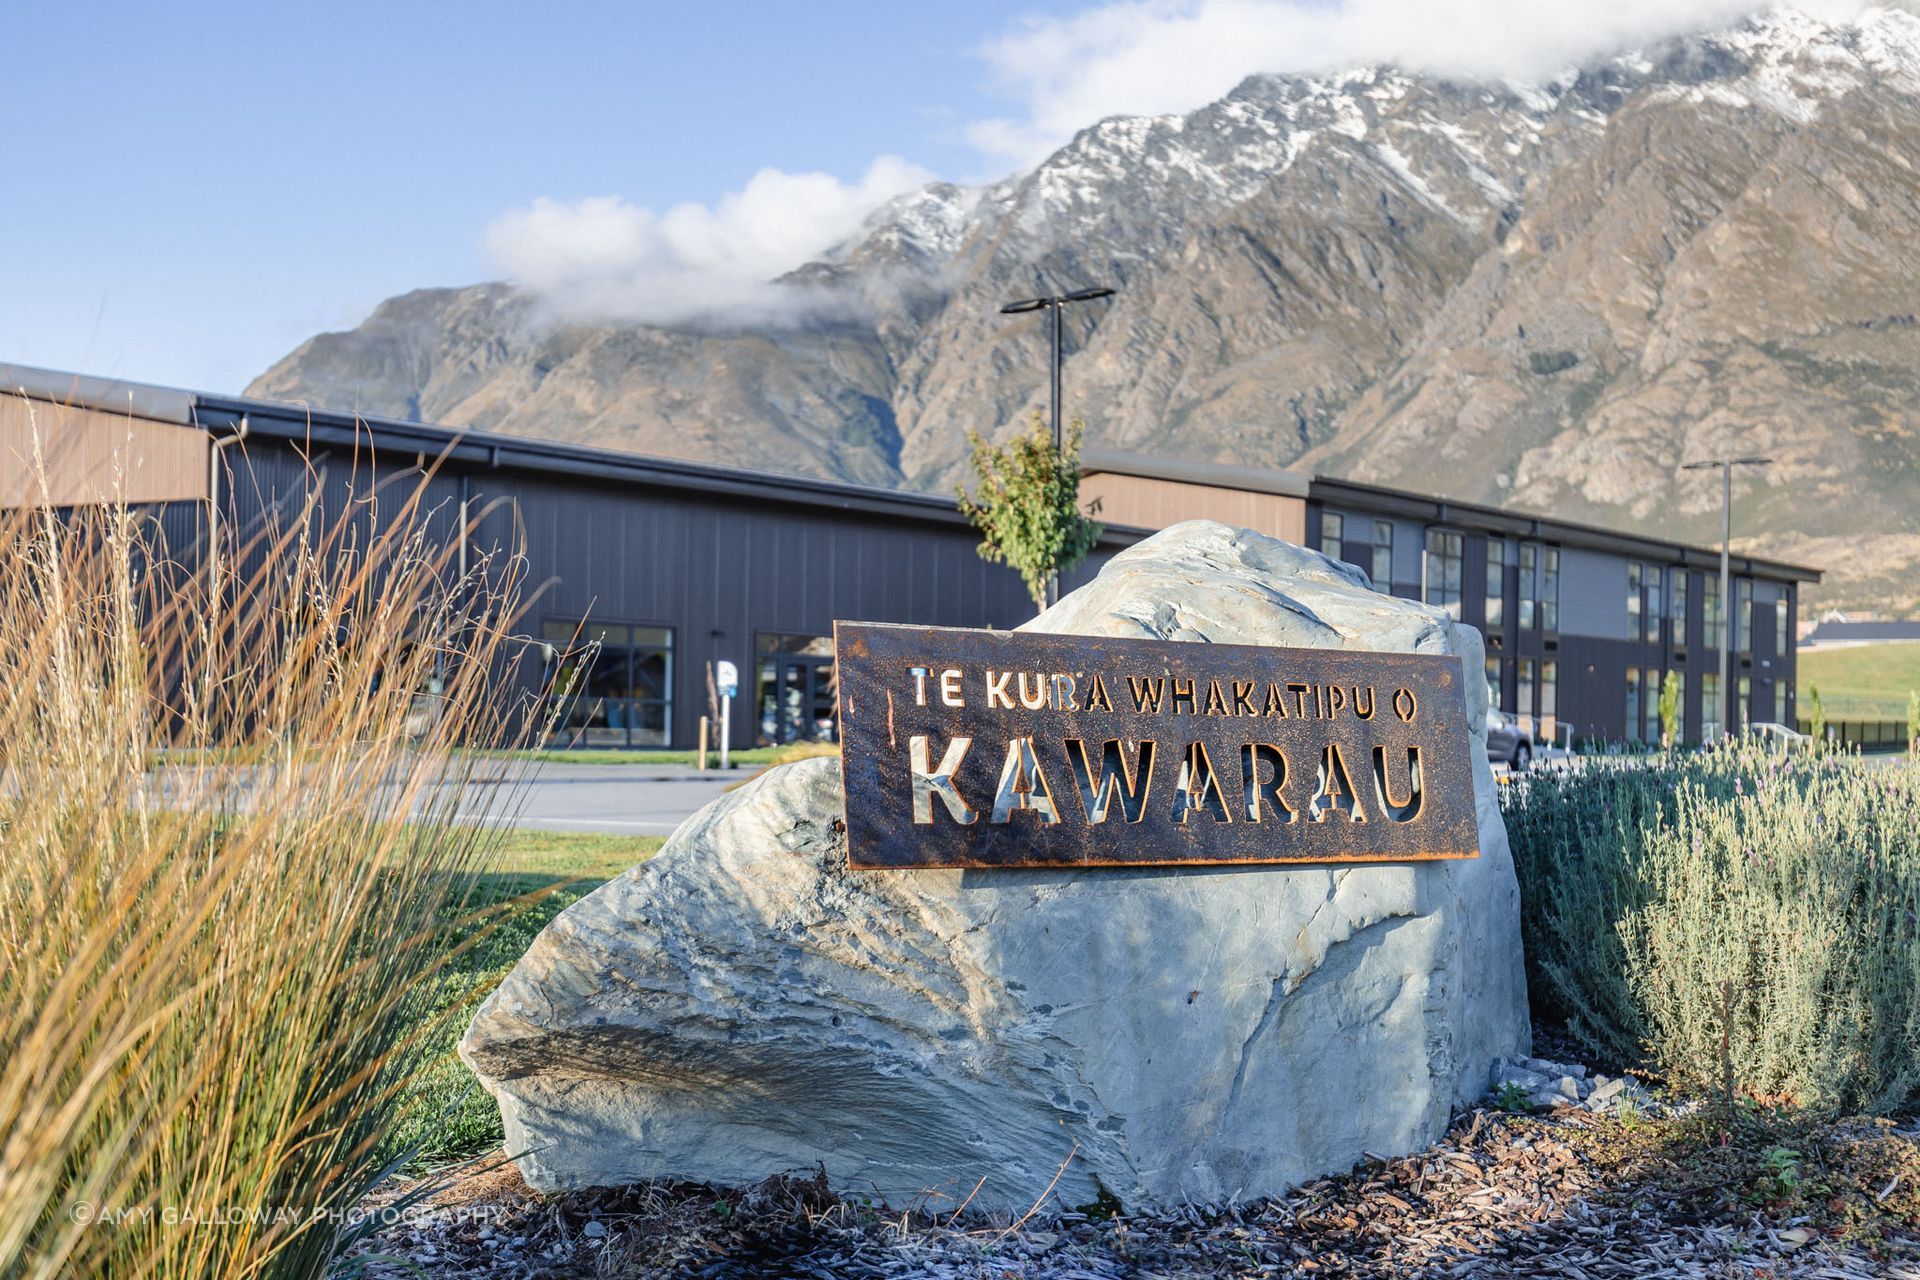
460, 762, 749, 836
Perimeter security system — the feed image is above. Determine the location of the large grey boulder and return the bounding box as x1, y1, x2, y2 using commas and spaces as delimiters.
460, 520, 1529, 1211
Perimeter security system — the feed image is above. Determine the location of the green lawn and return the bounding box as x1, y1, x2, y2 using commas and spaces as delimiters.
388, 829, 665, 1169
1798, 643, 1920, 720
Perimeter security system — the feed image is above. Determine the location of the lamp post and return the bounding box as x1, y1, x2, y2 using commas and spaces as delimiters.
1680, 456, 1773, 738
998, 287, 1115, 456
998, 287, 1115, 607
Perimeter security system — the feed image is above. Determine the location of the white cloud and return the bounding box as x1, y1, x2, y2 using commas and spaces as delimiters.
489, 2, 1883, 322
485, 156, 933, 324
968, 0, 1875, 164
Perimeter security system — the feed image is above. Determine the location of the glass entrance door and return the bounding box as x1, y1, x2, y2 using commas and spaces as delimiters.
756, 633, 836, 745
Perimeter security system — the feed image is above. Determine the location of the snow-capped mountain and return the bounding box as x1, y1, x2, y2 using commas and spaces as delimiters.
251, 5, 1920, 612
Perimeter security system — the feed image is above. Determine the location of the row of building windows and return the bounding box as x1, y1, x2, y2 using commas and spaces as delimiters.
1620, 667, 1787, 744
1485, 655, 1559, 742
1418, 528, 1560, 631
1320, 512, 1397, 590
1318, 516, 1564, 633
1627, 562, 1788, 656
1324, 512, 1787, 653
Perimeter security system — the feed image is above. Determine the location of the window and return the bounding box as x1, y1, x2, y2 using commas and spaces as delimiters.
1703, 576, 1725, 653
1625, 667, 1643, 743
544, 620, 673, 747
1542, 547, 1560, 632
1702, 671, 1723, 741
1485, 655, 1504, 710
1672, 672, 1688, 744
1627, 564, 1664, 643
1644, 669, 1661, 742
1320, 511, 1345, 558
1371, 520, 1394, 593
1735, 580, 1753, 654
1540, 660, 1558, 745
756, 633, 837, 746
1424, 529, 1463, 618
1517, 657, 1536, 732
1519, 543, 1537, 631
1519, 542, 1558, 632
1774, 597, 1789, 657
1485, 537, 1506, 630
1773, 679, 1787, 726
1670, 570, 1689, 650
1738, 675, 1751, 732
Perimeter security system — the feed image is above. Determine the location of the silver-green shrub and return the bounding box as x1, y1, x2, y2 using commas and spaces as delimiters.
1502, 744, 1920, 1113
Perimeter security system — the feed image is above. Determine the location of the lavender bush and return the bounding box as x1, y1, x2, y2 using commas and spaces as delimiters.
1502, 744, 1920, 1113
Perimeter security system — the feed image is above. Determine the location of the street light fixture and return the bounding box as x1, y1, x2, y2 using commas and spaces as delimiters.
998, 287, 1117, 456
1680, 456, 1773, 738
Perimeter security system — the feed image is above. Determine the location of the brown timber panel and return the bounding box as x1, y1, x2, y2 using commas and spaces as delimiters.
836, 621, 1480, 870
1079, 473, 1306, 545
1, 398, 208, 508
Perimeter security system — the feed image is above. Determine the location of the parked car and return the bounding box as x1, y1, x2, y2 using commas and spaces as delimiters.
1484, 708, 1532, 772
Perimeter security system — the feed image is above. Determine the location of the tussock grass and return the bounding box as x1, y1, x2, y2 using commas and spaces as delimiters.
0, 406, 546, 1278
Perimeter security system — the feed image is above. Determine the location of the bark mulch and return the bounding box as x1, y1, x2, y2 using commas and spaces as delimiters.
349, 1105, 1920, 1279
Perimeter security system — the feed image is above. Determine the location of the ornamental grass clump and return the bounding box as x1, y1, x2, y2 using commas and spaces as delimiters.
0, 412, 541, 1279
1504, 743, 1920, 1114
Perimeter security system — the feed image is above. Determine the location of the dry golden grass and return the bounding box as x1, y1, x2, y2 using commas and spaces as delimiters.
0, 399, 546, 1278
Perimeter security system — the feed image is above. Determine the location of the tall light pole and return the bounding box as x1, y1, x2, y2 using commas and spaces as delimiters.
998, 287, 1115, 606
998, 287, 1115, 456
1681, 456, 1772, 738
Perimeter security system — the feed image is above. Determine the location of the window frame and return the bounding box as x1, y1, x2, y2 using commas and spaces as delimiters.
1485, 536, 1506, 631
1371, 519, 1394, 593
1320, 510, 1345, 558
1422, 527, 1464, 618
1669, 568, 1689, 654
541, 617, 675, 748
1518, 543, 1537, 631
1518, 541, 1559, 633
1702, 575, 1725, 653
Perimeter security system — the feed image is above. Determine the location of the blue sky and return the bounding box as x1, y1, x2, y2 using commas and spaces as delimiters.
2, 0, 1084, 392
4, 0, 1768, 395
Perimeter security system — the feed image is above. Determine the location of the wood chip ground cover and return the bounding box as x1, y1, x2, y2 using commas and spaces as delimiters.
350, 1105, 1919, 1278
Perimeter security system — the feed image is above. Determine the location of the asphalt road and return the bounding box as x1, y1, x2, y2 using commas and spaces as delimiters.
465, 763, 747, 836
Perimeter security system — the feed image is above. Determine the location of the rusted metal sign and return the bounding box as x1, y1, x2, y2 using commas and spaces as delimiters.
834, 621, 1480, 870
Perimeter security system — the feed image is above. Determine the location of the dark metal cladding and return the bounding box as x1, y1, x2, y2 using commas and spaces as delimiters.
836, 621, 1481, 871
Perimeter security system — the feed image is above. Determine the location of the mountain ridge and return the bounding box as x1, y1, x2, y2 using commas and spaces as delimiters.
249, 4, 1920, 612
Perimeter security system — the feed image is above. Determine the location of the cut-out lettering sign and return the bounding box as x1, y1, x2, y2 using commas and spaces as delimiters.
834, 621, 1481, 870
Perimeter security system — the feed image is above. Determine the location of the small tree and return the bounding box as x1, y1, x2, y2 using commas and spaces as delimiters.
1907, 689, 1918, 757
1808, 683, 1827, 744
1658, 669, 1681, 748
957, 411, 1103, 613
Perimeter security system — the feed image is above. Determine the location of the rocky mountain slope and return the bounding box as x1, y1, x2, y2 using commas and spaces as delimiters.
249, 6, 1920, 612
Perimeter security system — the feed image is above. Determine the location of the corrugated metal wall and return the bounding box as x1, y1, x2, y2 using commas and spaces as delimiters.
219, 437, 1120, 749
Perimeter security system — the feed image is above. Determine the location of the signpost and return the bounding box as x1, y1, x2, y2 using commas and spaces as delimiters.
834, 621, 1481, 870
715, 659, 738, 770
